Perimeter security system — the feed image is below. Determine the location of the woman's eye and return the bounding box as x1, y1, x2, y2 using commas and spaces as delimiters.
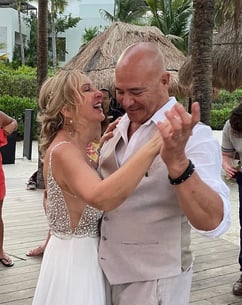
83, 85, 90, 92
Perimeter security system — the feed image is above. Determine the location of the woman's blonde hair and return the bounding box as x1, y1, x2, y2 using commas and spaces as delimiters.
38, 69, 88, 158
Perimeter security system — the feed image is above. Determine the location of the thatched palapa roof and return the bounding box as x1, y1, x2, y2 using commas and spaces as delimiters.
179, 18, 242, 92
64, 22, 189, 97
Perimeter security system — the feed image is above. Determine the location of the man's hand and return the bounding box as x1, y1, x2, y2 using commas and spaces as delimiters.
156, 102, 200, 169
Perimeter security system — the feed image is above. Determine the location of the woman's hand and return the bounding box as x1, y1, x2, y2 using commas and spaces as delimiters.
99, 117, 121, 149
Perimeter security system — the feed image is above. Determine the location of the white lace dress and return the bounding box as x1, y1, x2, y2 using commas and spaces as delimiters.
32, 142, 106, 305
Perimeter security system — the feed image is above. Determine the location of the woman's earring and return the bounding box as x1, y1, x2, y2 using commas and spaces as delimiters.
69, 119, 74, 136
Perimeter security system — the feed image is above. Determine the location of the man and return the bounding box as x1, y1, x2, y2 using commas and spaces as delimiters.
221, 105, 242, 296
98, 42, 231, 305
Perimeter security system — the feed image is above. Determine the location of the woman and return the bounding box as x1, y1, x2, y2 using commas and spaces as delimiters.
221, 103, 242, 296
0, 111, 17, 267
32, 69, 163, 305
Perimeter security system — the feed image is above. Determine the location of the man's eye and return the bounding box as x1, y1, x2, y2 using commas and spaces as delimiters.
132, 91, 143, 96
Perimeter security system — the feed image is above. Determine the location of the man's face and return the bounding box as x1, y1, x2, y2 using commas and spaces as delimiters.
101, 91, 111, 114
115, 65, 169, 124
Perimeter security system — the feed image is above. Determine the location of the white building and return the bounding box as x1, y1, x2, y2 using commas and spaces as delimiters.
0, 0, 114, 64
0, 3, 34, 62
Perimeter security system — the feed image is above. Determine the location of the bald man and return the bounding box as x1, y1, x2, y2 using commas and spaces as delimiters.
98, 42, 230, 305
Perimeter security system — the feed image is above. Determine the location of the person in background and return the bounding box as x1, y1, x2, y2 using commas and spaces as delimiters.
0, 111, 18, 267
100, 88, 112, 135
31, 68, 163, 305
221, 103, 242, 296
26, 170, 37, 190
100, 88, 125, 134
98, 42, 231, 305
108, 96, 125, 122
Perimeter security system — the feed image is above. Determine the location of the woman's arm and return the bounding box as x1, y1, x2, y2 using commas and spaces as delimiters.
49, 131, 161, 211
0, 111, 18, 136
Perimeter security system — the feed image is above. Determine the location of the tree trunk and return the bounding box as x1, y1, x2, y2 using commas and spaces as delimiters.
191, 0, 214, 125
17, 4, 25, 65
36, 0, 48, 189
51, 15, 57, 73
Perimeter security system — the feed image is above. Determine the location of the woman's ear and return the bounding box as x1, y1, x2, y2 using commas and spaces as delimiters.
61, 106, 72, 119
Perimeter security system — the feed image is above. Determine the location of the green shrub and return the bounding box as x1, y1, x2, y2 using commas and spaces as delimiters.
212, 89, 242, 110
0, 74, 37, 98
0, 95, 38, 139
211, 108, 232, 130
210, 89, 242, 129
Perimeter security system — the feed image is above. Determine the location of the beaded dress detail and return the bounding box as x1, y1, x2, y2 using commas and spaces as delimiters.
46, 141, 103, 239
32, 141, 106, 305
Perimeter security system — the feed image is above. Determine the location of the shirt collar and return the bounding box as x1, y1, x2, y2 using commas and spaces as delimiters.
116, 96, 177, 135
152, 97, 177, 124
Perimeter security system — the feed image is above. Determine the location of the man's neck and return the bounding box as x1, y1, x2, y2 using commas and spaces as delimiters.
127, 122, 142, 140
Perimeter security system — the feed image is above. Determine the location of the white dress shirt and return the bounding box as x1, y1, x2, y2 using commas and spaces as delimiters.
115, 97, 231, 238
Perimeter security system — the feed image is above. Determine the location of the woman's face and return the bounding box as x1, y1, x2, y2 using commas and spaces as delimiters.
77, 76, 105, 123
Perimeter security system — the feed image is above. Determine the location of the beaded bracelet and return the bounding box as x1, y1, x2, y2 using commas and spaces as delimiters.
168, 159, 195, 185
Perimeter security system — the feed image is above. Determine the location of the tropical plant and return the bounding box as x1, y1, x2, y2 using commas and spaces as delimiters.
99, 0, 148, 24
81, 26, 104, 46
145, 0, 192, 54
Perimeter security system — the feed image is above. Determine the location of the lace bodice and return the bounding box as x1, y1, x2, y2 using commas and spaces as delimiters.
46, 141, 103, 239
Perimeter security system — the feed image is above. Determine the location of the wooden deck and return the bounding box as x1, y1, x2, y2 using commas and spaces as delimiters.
0, 141, 242, 305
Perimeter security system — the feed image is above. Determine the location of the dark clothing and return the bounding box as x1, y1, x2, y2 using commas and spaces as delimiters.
108, 99, 125, 122
238, 172, 242, 271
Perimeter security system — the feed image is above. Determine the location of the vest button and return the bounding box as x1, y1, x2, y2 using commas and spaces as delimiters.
102, 236, 107, 240
103, 216, 109, 221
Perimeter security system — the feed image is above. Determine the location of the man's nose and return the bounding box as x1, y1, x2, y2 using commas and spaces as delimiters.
121, 94, 134, 108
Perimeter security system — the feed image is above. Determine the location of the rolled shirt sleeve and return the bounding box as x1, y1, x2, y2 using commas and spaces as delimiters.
185, 123, 231, 237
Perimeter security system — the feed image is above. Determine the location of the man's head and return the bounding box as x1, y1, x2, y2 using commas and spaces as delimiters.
115, 42, 170, 124
100, 88, 112, 115
230, 103, 242, 134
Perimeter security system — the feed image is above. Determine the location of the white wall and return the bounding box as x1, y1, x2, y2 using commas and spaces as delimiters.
62, 0, 114, 64
0, 0, 114, 64
0, 8, 30, 62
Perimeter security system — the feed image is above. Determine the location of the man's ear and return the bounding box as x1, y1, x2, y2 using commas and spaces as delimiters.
161, 71, 170, 86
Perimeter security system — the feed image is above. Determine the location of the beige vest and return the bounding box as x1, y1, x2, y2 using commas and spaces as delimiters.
98, 130, 193, 285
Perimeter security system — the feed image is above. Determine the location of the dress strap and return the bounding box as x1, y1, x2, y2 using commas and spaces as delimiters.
48, 141, 71, 169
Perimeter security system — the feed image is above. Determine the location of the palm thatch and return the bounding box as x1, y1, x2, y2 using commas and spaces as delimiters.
64, 22, 190, 97
179, 17, 242, 93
